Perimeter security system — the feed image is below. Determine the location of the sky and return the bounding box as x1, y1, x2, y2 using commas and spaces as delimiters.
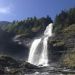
0, 0, 75, 21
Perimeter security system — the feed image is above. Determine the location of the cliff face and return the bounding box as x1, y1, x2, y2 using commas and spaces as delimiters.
0, 17, 53, 60
0, 23, 75, 66
0, 28, 29, 60
0, 15, 74, 68
48, 24, 75, 67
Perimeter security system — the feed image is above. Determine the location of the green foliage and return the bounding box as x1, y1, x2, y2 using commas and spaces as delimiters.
62, 24, 75, 37
53, 8, 75, 33
5, 16, 53, 38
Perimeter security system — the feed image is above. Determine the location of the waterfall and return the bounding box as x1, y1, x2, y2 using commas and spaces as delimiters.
28, 23, 53, 66
38, 37, 49, 66
28, 38, 42, 65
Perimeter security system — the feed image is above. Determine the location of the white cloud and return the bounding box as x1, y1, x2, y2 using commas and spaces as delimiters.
0, 6, 12, 14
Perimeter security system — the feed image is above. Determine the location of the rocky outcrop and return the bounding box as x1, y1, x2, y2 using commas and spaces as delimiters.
48, 24, 75, 68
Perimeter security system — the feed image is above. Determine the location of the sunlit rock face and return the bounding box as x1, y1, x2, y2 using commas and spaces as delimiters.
28, 23, 53, 66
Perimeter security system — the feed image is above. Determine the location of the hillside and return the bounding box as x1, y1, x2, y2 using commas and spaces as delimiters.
0, 21, 11, 30
0, 8, 74, 69
0, 16, 53, 60
48, 24, 75, 68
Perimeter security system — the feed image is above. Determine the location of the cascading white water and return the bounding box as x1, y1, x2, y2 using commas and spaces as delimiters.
28, 38, 42, 65
38, 37, 49, 66
28, 23, 53, 66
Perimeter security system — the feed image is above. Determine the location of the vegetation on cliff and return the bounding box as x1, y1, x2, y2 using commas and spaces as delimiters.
0, 8, 75, 68
5, 16, 53, 38
51, 8, 75, 68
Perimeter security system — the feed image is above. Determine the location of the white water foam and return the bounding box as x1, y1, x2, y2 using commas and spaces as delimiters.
28, 23, 53, 66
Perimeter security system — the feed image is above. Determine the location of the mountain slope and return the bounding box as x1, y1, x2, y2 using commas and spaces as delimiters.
0, 21, 11, 30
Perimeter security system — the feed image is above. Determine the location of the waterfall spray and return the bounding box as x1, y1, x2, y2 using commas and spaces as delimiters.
28, 23, 53, 66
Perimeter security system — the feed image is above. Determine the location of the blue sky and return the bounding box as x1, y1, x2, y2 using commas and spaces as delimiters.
0, 0, 75, 21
